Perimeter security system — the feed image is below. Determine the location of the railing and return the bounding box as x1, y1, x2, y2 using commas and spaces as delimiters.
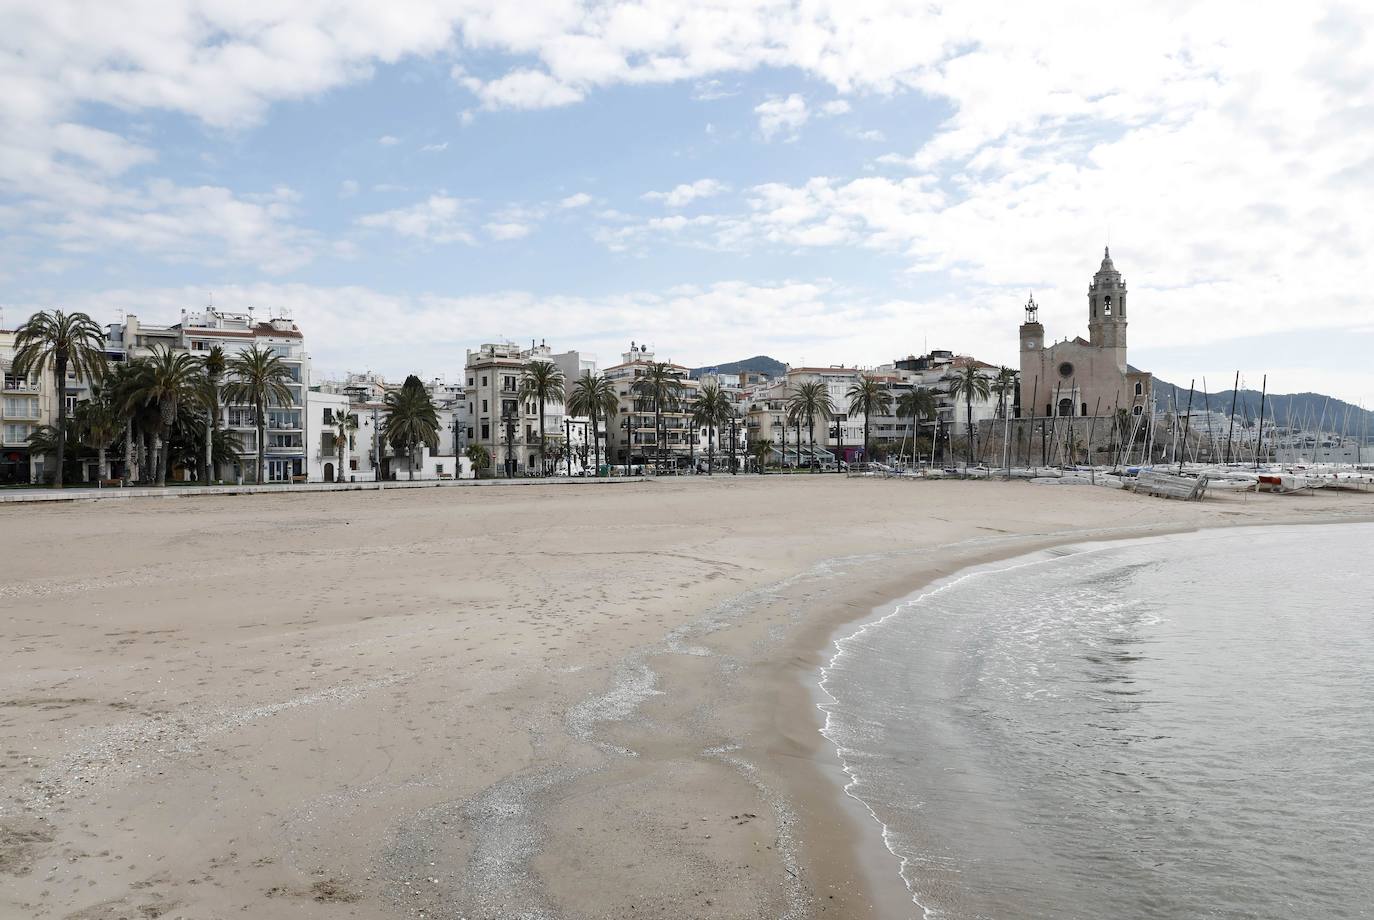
2, 379, 40, 393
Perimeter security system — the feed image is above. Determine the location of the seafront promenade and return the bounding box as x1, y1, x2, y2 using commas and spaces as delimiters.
0, 474, 649, 504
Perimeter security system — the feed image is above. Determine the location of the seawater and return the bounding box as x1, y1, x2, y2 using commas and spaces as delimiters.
820, 523, 1374, 920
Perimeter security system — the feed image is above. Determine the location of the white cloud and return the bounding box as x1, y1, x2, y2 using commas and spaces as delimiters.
420, 141, 449, 152
461, 68, 583, 110
339, 179, 359, 198
559, 192, 593, 209
754, 94, 809, 141
355, 195, 473, 245
642, 178, 728, 208
820, 100, 851, 117
378, 135, 400, 146
485, 221, 533, 240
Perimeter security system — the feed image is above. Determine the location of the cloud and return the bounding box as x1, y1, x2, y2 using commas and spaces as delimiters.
420, 141, 449, 152
460, 68, 583, 110
642, 178, 728, 208
339, 179, 359, 198
485, 221, 533, 240
378, 135, 400, 146
559, 192, 593, 209
754, 94, 809, 141
819, 100, 851, 116
355, 195, 473, 245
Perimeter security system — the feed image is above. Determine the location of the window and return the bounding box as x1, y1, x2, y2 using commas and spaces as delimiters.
503, 375, 516, 392
481, 423, 490, 439
480, 376, 487, 386
436, 464, 445, 476
3, 422, 32, 444
1134, 382, 1143, 396
228, 408, 256, 427
1082, 402, 1088, 416
323, 408, 334, 424
2, 397, 38, 417
482, 399, 488, 413
1104, 295, 1113, 316
191, 340, 208, 352
467, 427, 473, 439
1058, 398, 1073, 417
64, 395, 77, 413
1132, 405, 1143, 416
467, 378, 474, 387
1058, 361, 1074, 378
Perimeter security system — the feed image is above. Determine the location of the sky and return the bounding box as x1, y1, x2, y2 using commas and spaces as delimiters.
2, 1, 1372, 404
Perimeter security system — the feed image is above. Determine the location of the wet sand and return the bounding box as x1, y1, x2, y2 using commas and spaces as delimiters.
3, 477, 1369, 919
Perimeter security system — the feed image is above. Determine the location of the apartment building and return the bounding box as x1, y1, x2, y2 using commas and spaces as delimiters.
0, 330, 52, 483
462, 342, 577, 476
603, 343, 721, 471
107, 308, 311, 482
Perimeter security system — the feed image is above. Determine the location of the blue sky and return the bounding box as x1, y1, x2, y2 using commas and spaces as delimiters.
2, 2, 1372, 404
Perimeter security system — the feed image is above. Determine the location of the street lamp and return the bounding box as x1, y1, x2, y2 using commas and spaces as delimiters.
501, 409, 517, 478
622, 415, 632, 476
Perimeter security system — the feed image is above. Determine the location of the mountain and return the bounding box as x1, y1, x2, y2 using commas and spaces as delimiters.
689, 355, 789, 379
1154, 378, 1374, 436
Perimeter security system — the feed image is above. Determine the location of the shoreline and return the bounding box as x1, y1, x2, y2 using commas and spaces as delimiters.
784, 512, 1374, 919
4, 478, 1373, 919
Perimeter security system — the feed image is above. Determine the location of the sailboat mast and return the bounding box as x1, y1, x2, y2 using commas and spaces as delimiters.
1225, 370, 1240, 465
1179, 380, 1195, 473
1255, 375, 1268, 470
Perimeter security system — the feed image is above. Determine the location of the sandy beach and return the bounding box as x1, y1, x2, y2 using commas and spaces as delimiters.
3, 477, 1371, 920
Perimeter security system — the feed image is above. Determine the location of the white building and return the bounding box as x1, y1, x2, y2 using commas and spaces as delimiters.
106, 308, 311, 483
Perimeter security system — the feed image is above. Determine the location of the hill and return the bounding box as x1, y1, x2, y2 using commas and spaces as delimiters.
688, 355, 789, 379
1154, 378, 1373, 436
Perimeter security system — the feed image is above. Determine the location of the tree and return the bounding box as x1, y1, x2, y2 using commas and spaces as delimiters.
383, 376, 440, 480
748, 436, 773, 473
519, 360, 566, 476
128, 347, 202, 487
896, 388, 939, 464
222, 345, 295, 484
24, 425, 64, 480
786, 380, 834, 472
107, 361, 146, 485
948, 363, 992, 465
567, 371, 619, 476
12, 310, 107, 488
632, 362, 683, 473
201, 346, 226, 485
689, 382, 731, 475
74, 385, 123, 482
847, 375, 893, 464
991, 366, 1018, 420
465, 443, 491, 478
334, 411, 358, 482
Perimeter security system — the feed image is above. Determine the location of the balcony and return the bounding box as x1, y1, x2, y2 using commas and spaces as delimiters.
2, 376, 39, 393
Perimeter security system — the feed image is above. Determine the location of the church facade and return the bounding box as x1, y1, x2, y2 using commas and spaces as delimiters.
1018, 248, 1152, 421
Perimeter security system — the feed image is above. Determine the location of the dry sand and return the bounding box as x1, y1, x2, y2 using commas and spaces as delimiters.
2, 477, 1370, 920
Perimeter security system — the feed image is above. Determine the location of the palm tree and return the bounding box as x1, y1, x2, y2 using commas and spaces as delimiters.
896, 388, 939, 464
465, 442, 491, 477
847, 375, 893, 464
201, 346, 226, 485
334, 411, 358, 482
786, 380, 834, 472
991, 366, 1018, 420
748, 436, 773, 473
129, 346, 201, 487
689, 382, 731, 475
24, 424, 64, 479
632, 362, 683, 473
106, 361, 145, 485
12, 309, 107, 488
948, 363, 992, 465
74, 385, 123, 482
383, 376, 440, 480
222, 345, 295, 484
567, 371, 619, 476
519, 360, 565, 476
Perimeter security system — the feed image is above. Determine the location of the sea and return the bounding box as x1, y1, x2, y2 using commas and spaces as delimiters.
819, 523, 1374, 920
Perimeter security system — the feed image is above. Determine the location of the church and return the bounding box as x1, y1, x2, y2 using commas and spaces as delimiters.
1018, 248, 1153, 421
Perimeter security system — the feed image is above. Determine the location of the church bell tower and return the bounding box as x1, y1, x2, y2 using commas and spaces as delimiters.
1088, 247, 1127, 362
